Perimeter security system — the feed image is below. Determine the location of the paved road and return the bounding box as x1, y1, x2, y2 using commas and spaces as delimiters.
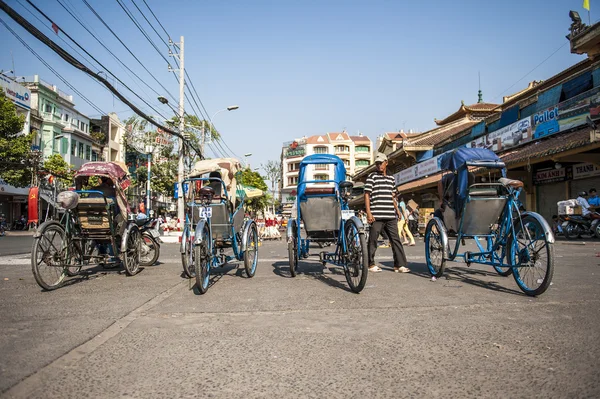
1, 236, 599, 398
0, 234, 33, 257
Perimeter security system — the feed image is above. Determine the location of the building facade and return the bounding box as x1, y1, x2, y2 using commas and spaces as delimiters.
280, 132, 373, 216
91, 112, 126, 163
22, 75, 96, 170
0, 74, 32, 223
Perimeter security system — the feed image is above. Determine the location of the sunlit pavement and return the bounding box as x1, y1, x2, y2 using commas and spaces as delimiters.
1, 237, 599, 398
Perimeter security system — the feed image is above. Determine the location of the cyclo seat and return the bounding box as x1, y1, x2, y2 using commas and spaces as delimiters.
498, 177, 524, 189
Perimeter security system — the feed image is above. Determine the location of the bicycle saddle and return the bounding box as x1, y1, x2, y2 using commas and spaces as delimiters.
498, 178, 524, 188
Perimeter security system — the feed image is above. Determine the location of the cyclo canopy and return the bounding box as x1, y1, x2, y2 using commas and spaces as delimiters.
73, 161, 131, 219
297, 154, 346, 202
438, 148, 506, 214
188, 158, 242, 205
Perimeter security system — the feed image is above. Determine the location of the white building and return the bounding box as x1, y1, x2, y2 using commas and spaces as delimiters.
279, 132, 373, 216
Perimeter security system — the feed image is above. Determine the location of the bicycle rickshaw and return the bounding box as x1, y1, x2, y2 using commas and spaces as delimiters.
287, 154, 368, 293
31, 162, 141, 290
424, 148, 555, 296
180, 158, 259, 294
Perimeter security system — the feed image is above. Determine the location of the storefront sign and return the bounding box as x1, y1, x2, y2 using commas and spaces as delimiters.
284, 143, 306, 158
0, 179, 29, 195
572, 162, 600, 180
533, 167, 568, 185
0, 75, 31, 109
394, 155, 440, 186
281, 189, 297, 204
466, 117, 532, 152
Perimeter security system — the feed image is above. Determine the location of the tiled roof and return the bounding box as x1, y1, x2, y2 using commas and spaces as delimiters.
327, 132, 351, 141
349, 135, 371, 143
406, 118, 479, 147
500, 128, 593, 165
434, 102, 500, 126
384, 132, 422, 141
306, 135, 330, 144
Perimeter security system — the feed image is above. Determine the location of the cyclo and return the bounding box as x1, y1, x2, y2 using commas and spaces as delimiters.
31, 162, 142, 290
424, 148, 554, 296
180, 158, 259, 294
287, 154, 369, 293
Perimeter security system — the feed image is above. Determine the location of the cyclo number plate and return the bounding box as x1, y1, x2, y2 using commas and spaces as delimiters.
198, 207, 213, 219
88, 215, 103, 224
341, 210, 354, 220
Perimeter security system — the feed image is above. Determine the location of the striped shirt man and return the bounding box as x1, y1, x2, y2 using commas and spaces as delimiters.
364, 172, 397, 220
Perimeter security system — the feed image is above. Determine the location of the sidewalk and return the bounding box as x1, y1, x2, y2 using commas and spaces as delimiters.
3, 230, 34, 237
159, 231, 182, 244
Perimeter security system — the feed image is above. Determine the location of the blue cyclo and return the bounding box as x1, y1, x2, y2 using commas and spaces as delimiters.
425, 148, 555, 296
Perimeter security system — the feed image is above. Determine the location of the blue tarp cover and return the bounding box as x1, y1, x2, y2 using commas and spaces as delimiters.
438, 148, 505, 215
297, 154, 346, 201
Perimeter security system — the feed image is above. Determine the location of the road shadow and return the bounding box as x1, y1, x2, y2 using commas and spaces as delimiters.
41, 263, 146, 291
405, 261, 523, 296
272, 258, 352, 293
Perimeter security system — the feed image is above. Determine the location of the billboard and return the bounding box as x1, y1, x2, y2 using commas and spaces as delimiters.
466, 117, 532, 152
0, 75, 31, 109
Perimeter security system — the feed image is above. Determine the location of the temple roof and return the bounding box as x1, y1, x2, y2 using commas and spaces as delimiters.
502, 81, 543, 103
434, 102, 500, 126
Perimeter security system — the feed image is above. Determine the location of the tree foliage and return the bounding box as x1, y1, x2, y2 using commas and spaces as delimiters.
0, 91, 32, 187
43, 154, 74, 187
238, 167, 269, 212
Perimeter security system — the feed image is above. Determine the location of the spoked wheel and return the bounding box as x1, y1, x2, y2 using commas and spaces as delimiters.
244, 222, 259, 278
343, 218, 368, 293
65, 241, 84, 277
563, 223, 580, 240
31, 222, 68, 290
489, 233, 511, 277
287, 220, 298, 277
122, 226, 141, 276
181, 226, 195, 278
195, 224, 211, 294
139, 233, 160, 266
508, 215, 554, 296
424, 219, 447, 277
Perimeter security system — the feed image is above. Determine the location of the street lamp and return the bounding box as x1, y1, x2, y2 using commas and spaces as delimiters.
244, 153, 252, 169
203, 105, 239, 154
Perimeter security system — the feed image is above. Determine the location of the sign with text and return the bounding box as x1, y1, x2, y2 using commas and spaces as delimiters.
533, 167, 568, 185
0, 75, 31, 109
394, 155, 440, 186
572, 162, 600, 180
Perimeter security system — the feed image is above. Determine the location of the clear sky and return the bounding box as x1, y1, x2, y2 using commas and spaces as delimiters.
0, 0, 592, 177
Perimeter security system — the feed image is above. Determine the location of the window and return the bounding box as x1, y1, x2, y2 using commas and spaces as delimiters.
288, 162, 299, 172
63, 113, 69, 122
343, 160, 350, 167
334, 145, 349, 153
287, 176, 298, 186
315, 164, 328, 170
78, 143, 84, 158
85, 145, 91, 160
92, 151, 98, 161
71, 139, 77, 156
61, 138, 68, 154
356, 159, 370, 167
355, 145, 370, 152
314, 146, 328, 154
44, 104, 52, 113
314, 174, 329, 183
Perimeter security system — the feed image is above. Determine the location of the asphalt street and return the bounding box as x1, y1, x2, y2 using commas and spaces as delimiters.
1, 235, 599, 398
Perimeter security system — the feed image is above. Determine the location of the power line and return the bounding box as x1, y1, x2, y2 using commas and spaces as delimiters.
54, 0, 161, 103
492, 41, 568, 101
130, 0, 169, 48
26, 0, 171, 121
0, 0, 204, 156
80, 0, 179, 105
0, 17, 105, 115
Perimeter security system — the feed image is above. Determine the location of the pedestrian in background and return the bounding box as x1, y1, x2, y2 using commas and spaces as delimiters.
397, 195, 416, 246
364, 153, 410, 273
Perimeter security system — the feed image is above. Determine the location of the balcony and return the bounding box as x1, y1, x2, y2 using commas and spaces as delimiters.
354, 151, 371, 159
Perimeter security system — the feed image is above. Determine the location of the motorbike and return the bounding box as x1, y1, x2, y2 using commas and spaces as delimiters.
561, 215, 600, 239
136, 217, 161, 266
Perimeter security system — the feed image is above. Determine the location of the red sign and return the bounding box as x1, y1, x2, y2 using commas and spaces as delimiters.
28, 187, 39, 224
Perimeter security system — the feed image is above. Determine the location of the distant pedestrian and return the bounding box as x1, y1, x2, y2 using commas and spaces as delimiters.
397, 196, 415, 246
364, 153, 409, 273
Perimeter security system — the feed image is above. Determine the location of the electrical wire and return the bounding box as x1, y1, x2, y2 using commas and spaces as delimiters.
80, 0, 178, 105
0, 17, 105, 115
55, 0, 163, 104
0, 0, 204, 156
26, 0, 171, 121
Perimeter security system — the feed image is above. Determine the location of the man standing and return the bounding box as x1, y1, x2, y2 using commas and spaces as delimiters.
364, 153, 409, 273
588, 188, 599, 209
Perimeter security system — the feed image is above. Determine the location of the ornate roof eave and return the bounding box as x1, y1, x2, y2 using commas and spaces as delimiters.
434, 102, 500, 126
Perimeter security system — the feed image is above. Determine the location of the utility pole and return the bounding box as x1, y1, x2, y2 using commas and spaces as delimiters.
177, 36, 185, 224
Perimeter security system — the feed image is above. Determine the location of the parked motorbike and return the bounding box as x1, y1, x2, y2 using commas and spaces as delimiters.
136, 217, 161, 266
561, 215, 600, 239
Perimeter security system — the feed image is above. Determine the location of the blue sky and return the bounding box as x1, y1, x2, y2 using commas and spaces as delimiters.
0, 0, 592, 175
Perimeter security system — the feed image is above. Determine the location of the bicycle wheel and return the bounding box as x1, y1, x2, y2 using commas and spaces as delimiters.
287, 220, 298, 277
123, 226, 141, 276
424, 219, 446, 277
489, 234, 511, 277
31, 222, 68, 290
65, 241, 84, 277
244, 222, 259, 278
509, 215, 554, 296
195, 224, 211, 294
343, 218, 368, 293
139, 233, 160, 266
181, 226, 195, 278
